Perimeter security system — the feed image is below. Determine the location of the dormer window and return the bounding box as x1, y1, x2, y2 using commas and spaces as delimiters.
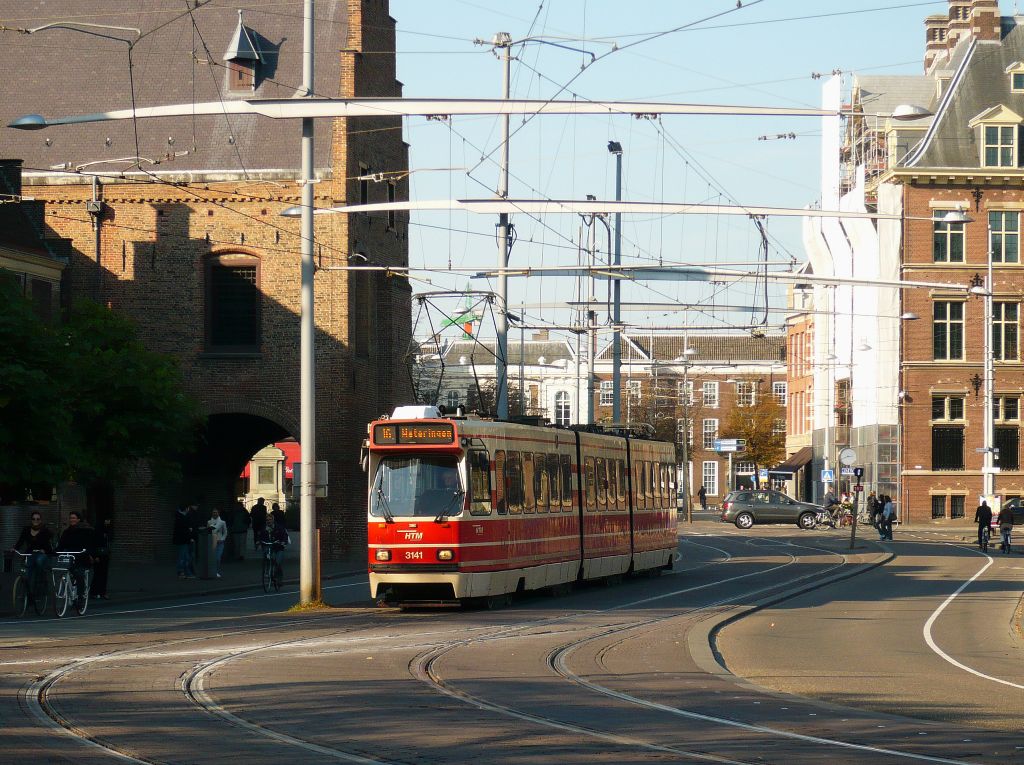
223, 10, 263, 93
969, 105, 1024, 168
1007, 62, 1024, 92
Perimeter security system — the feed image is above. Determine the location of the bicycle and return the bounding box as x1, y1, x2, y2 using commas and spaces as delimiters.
814, 504, 842, 529
1000, 526, 1012, 554
259, 542, 283, 593
980, 524, 991, 553
51, 550, 90, 617
11, 551, 49, 617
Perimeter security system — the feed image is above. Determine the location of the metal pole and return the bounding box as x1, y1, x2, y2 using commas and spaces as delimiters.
299, 0, 319, 604
682, 359, 691, 522
586, 216, 597, 425
611, 145, 623, 423
495, 33, 512, 420
984, 248, 995, 497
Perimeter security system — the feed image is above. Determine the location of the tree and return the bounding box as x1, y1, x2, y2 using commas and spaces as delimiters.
721, 395, 786, 483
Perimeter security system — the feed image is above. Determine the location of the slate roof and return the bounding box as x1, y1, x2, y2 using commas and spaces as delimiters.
597, 334, 786, 364
907, 19, 1024, 169
0, 2, 349, 177
425, 339, 577, 367
853, 75, 936, 122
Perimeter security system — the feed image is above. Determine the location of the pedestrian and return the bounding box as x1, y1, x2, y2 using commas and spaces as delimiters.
250, 497, 268, 552
207, 508, 228, 578
867, 491, 880, 529
997, 502, 1014, 554
173, 505, 196, 578
92, 517, 113, 599
698, 485, 707, 512
880, 496, 895, 541
271, 501, 286, 530
230, 500, 250, 560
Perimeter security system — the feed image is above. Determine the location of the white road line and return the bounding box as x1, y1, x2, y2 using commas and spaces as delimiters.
922, 550, 1024, 690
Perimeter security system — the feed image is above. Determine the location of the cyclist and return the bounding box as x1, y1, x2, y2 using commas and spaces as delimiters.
56, 511, 95, 603
975, 500, 993, 550
996, 502, 1014, 554
13, 511, 55, 589
257, 514, 290, 580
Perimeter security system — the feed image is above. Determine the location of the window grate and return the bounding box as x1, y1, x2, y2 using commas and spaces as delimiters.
931, 495, 946, 519
210, 264, 259, 347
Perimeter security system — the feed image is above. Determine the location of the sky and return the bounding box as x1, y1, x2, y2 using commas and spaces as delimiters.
388, 0, 1004, 345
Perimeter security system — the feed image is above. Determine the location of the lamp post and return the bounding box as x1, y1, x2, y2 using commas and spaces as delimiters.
970, 264, 996, 500
677, 347, 697, 522
608, 140, 623, 423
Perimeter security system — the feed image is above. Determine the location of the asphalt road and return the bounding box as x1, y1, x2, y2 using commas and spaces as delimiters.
2, 524, 1022, 764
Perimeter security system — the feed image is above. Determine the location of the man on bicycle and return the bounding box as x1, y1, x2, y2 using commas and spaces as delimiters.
257, 514, 289, 579
56, 511, 95, 602
13, 511, 54, 586
996, 502, 1014, 554
975, 500, 993, 549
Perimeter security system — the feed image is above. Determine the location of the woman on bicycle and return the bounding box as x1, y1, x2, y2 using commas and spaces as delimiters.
57, 511, 95, 597
257, 514, 289, 577
13, 512, 55, 585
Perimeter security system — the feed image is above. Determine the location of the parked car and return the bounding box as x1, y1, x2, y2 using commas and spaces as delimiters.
720, 489, 822, 530
993, 497, 1024, 527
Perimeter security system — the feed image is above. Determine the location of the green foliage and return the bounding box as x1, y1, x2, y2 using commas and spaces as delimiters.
721, 396, 786, 475
0, 281, 200, 492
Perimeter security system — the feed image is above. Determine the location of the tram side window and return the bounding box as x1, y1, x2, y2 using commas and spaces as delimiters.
560, 454, 573, 511
523, 453, 536, 513
645, 461, 655, 502
535, 453, 549, 513
634, 461, 645, 509
494, 450, 507, 515
607, 459, 618, 511
617, 459, 627, 508
507, 451, 523, 513
583, 457, 596, 511
469, 450, 492, 516
596, 457, 607, 508
547, 454, 560, 511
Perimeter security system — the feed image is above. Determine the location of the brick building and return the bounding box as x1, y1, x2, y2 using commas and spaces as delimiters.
0, 1, 411, 559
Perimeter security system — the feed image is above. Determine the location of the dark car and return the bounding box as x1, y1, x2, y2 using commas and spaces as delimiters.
993, 497, 1024, 527
720, 489, 821, 530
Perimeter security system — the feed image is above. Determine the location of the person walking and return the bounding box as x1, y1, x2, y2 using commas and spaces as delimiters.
697, 485, 707, 513
250, 498, 268, 552
207, 508, 228, 577
975, 500, 993, 550
996, 502, 1014, 554
173, 505, 196, 578
230, 500, 250, 561
880, 496, 895, 541
92, 517, 113, 599
866, 491, 880, 529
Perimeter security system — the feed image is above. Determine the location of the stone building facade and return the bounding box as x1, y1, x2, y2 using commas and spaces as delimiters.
0, 1, 411, 559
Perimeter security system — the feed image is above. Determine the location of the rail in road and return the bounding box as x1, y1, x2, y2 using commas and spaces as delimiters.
2, 526, 1022, 763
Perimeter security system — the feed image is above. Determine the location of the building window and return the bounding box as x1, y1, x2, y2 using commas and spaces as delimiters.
933, 301, 964, 360
932, 495, 946, 519
773, 418, 786, 436
446, 390, 461, 410
359, 164, 370, 205
736, 381, 755, 407
990, 211, 1020, 264
678, 380, 694, 406
950, 495, 966, 519
993, 302, 1019, 361
627, 380, 641, 403
933, 215, 965, 263
599, 380, 613, 406
736, 461, 755, 474
835, 379, 851, 426
773, 381, 787, 406
228, 60, 255, 91
994, 396, 1020, 421
1013, 72, 1024, 91
984, 125, 1015, 168
554, 391, 571, 426
702, 461, 718, 496
702, 418, 719, 449
996, 427, 1020, 470
932, 426, 964, 470
676, 418, 693, 446
206, 254, 260, 351
703, 381, 719, 408
932, 395, 965, 421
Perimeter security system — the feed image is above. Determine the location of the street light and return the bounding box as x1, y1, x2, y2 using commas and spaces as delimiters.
608, 140, 624, 424
676, 347, 697, 523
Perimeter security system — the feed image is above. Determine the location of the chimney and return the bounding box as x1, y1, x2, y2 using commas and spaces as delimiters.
971, 0, 1000, 42
0, 158, 23, 198
946, 1, 972, 52
925, 14, 948, 72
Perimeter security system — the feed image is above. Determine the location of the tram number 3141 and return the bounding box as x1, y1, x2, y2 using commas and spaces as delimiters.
404, 551, 424, 561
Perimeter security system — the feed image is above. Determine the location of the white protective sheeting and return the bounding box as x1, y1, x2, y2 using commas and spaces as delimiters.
876, 182, 904, 426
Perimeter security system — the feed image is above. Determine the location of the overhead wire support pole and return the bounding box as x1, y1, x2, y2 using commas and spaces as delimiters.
609, 142, 623, 424
495, 32, 512, 421
299, 0, 320, 605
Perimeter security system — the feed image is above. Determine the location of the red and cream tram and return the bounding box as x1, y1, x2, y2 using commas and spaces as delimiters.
365, 406, 677, 605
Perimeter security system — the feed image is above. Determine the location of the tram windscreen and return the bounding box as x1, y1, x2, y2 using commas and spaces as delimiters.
370, 456, 463, 519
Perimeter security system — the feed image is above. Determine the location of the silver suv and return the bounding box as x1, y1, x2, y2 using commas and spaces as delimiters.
720, 489, 821, 530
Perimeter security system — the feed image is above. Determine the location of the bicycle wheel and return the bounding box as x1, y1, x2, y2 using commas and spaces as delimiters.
75, 572, 90, 616
262, 555, 272, 593
31, 573, 49, 616
53, 573, 70, 618
273, 562, 283, 592
13, 576, 29, 618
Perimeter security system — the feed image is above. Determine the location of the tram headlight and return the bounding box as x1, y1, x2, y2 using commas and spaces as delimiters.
436, 549, 454, 561
375, 549, 391, 561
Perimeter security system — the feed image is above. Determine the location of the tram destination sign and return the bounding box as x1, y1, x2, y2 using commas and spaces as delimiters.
373, 422, 456, 445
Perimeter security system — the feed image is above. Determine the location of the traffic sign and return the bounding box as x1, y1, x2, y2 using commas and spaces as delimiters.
854, 484, 864, 492
853, 467, 864, 478
712, 438, 747, 453
840, 467, 855, 476
821, 469, 835, 483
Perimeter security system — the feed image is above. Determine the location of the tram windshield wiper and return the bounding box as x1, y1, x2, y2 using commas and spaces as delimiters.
376, 486, 395, 524
434, 489, 464, 524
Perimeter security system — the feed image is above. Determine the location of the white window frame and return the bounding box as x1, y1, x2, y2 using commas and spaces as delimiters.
933, 215, 965, 263
627, 380, 642, 403
702, 461, 718, 496
736, 381, 755, 407
702, 418, 719, 449
677, 380, 694, 406
773, 381, 787, 406
983, 124, 1017, 168
676, 417, 693, 446
599, 380, 613, 406
773, 418, 786, 436
554, 391, 571, 426
735, 461, 755, 474
702, 381, 719, 408
933, 300, 965, 360
990, 210, 1020, 264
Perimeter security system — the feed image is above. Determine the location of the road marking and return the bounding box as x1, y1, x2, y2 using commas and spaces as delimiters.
922, 551, 1024, 690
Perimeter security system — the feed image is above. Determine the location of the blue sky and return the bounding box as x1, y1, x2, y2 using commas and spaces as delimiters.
388, 0, 992, 341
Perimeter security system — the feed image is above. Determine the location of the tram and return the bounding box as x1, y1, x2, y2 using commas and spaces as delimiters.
363, 405, 677, 606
